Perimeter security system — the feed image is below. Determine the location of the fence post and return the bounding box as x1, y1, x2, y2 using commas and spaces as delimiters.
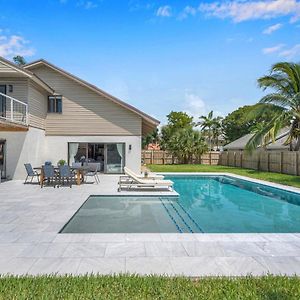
162, 151, 165, 165
240, 151, 243, 168
151, 150, 154, 165
233, 152, 236, 167
267, 152, 270, 172
226, 152, 229, 166
280, 152, 283, 173
209, 152, 212, 165
296, 152, 299, 176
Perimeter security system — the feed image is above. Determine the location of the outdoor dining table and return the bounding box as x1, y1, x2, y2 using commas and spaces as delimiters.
34, 165, 91, 186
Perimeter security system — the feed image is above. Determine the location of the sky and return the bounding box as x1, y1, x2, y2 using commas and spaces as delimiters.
0, 0, 299, 124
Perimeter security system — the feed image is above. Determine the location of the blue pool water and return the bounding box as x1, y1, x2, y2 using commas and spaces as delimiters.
61, 175, 300, 233
165, 175, 300, 233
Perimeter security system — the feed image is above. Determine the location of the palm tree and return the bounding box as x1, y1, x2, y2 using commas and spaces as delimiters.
168, 128, 208, 163
211, 116, 223, 150
198, 111, 222, 150
246, 62, 300, 151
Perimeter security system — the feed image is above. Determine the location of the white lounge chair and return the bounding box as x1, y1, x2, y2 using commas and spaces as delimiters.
119, 168, 173, 191
124, 167, 164, 180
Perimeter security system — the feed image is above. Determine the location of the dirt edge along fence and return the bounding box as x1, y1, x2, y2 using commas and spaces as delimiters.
142, 150, 220, 165
219, 150, 300, 176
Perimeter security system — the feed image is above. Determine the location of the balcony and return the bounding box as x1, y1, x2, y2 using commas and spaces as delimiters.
0, 92, 28, 131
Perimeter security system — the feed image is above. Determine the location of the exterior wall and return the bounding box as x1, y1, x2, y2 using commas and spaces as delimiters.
45, 135, 141, 173
28, 82, 48, 129
30, 65, 142, 136
1, 130, 141, 179
0, 127, 46, 180
0, 78, 28, 104
0, 78, 49, 129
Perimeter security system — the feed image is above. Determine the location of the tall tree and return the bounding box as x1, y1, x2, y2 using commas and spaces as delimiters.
168, 127, 208, 164
246, 62, 300, 151
212, 116, 223, 150
160, 111, 194, 149
222, 104, 279, 143
13, 56, 26, 66
198, 111, 222, 150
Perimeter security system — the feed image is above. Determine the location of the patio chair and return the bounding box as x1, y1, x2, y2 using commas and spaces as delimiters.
84, 164, 100, 184
59, 165, 75, 188
118, 170, 173, 192
24, 163, 40, 184
41, 165, 58, 188
72, 162, 82, 168
124, 167, 164, 180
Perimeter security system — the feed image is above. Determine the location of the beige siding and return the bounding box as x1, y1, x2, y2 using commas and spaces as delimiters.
0, 78, 28, 104
0, 61, 19, 74
30, 66, 142, 136
28, 82, 48, 129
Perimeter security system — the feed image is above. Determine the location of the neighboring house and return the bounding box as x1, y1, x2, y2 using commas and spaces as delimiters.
146, 143, 160, 150
0, 56, 159, 179
223, 128, 291, 152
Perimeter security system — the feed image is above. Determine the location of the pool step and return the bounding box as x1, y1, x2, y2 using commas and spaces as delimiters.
161, 198, 203, 233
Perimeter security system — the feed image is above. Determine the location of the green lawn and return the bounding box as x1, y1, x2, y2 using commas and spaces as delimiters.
147, 164, 300, 188
0, 275, 299, 299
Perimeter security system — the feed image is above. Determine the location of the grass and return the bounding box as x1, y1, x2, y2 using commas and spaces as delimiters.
147, 164, 300, 188
0, 275, 300, 299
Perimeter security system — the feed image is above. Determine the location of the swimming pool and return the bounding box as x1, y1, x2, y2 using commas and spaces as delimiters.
61, 175, 300, 233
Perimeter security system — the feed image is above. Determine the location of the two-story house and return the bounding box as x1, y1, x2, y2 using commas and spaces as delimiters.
0, 56, 159, 179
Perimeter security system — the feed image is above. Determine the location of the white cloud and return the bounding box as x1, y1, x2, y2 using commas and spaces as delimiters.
262, 43, 285, 54
0, 33, 35, 59
199, 0, 300, 23
279, 44, 300, 59
262, 43, 300, 58
183, 93, 207, 120
263, 23, 283, 34
77, 1, 98, 9
178, 6, 197, 20
156, 5, 172, 17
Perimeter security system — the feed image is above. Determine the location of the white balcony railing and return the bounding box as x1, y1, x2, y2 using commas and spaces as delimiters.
0, 92, 28, 126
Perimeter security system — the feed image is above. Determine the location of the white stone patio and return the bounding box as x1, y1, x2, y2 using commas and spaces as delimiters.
0, 174, 300, 276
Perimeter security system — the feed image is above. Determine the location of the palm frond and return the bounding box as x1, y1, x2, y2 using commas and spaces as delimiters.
272, 62, 300, 93
245, 112, 290, 152
258, 75, 294, 96
259, 94, 292, 107
246, 103, 284, 121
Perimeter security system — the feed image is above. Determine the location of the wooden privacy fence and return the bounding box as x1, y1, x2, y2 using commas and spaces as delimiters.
219, 150, 300, 176
142, 150, 220, 165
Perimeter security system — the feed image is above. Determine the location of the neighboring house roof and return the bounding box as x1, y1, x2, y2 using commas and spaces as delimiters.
146, 143, 161, 150
224, 127, 291, 151
224, 133, 254, 150
0, 57, 54, 94
24, 59, 159, 133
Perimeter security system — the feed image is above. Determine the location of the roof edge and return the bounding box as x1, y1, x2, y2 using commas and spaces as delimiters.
0, 57, 54, 94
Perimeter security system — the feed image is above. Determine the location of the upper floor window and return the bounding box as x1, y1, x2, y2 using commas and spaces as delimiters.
48, 96, 62, 113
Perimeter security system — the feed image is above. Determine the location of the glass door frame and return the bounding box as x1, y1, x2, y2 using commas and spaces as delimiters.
0, 85, 6, 118
104, 143, 126, 174
0, 140, 6, 179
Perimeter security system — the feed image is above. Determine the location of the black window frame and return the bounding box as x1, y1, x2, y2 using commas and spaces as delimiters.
48, 95, 62, 113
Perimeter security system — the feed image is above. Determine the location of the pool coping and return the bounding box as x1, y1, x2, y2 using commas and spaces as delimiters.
160, 172, 300, 194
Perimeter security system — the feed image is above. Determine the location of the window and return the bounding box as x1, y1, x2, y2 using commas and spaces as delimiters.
48, 96, 62, 113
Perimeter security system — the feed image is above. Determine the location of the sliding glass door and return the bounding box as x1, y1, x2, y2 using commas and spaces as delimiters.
105, 143, 125, 174
68, 142, 125, 173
